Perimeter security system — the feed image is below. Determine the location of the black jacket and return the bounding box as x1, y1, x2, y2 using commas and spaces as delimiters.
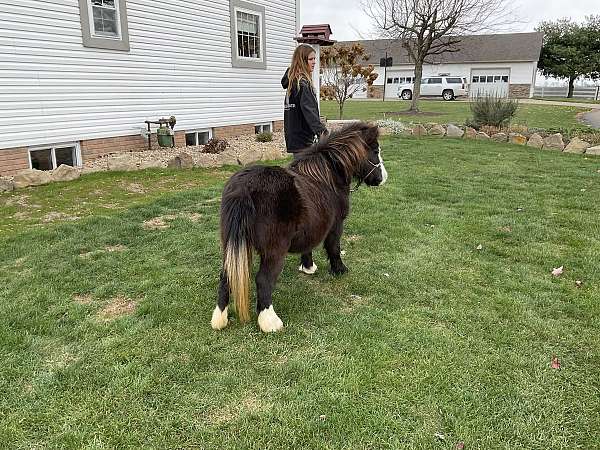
281, 69, 327, 153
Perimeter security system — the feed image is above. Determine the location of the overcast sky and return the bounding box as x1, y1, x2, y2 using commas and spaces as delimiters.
300, 0, 599, 41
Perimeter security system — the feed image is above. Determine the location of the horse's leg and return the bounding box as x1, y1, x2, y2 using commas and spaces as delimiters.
298, 252, 317, 274
211, 271, 230, 330
324, 221, 348, 275
256, 254, 286, 332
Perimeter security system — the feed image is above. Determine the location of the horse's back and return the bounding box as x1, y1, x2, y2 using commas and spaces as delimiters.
223, 165, 302, 224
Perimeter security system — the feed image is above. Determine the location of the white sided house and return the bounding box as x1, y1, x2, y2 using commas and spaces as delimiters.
342, 33, 543, 100
0, 0, 300, 176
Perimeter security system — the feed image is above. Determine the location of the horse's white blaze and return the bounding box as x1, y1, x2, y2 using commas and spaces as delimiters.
298, 263, 318, 274
378, 147, 388, 185
258, 305, 284, 332
211, 305, 228, 330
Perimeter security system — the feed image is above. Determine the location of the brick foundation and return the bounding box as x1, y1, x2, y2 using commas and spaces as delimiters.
509, 84, 531, 98
367, 86, 384, 99
0, 120, 282, 177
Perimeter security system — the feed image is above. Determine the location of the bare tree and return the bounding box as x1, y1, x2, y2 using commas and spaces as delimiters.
362, 0, 519, 112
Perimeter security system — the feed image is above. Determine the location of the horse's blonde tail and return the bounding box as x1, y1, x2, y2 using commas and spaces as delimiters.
224, 239, 251, 323
221, 195, 255, 323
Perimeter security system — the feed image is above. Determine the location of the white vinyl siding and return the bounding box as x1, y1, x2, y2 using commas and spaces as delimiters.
0, 0, 295, 150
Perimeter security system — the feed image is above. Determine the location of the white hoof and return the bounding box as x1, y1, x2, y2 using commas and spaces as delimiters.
257, 305, 284, 333
298, 263, 317, 275
211, 305, 228, 330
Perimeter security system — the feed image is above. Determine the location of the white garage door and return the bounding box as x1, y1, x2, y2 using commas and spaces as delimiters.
385, 72, 414, 98
470, 69, 510, 98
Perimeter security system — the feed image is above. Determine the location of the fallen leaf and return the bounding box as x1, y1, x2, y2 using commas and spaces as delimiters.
319, 414, 326, 421
551, 356, 561, 370
575, 280, 583, 288
383, 273, 390, 277
340, 250, 346, 256
516, 207, 524, 212
350, 294, 362, 300
456, 442, 465, 450
551, 266, 564, 277
435, 432, 446, 441
476, 244, 483, 250
580, 188, 586, 192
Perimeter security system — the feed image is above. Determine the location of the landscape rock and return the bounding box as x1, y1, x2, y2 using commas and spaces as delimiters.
107, 155, 138, 171
412, 124, 427, 136
491, 133, 508, 142
464, 127, 477, 139
13, 169, 52, 189
139, 160, 165, 170
585, 145, 600, 156
476, 132, 490, 140
509, 133, 527, 145
446, 124, 464, 138
564, 137, 590, 154
429, 124, 446, 136
0, 178, 14, 192
51, 164, 80, 182
167, 152, 194, 169
543, 133, 565, 151
527, 133, 544, 149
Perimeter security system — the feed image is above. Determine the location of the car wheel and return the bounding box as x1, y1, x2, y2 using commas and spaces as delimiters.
401, 90, 412, 100
442, 89, 454, 101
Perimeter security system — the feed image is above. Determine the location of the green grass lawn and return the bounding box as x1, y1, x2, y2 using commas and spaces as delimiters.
532, 97, 600, 105
1, 138, 600, 448
321, 99, 594, 131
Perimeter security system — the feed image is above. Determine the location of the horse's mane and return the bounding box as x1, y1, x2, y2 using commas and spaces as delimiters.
289, 122, 377, 188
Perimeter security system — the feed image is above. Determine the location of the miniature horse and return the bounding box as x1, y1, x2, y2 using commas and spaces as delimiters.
211, 121, 388, 332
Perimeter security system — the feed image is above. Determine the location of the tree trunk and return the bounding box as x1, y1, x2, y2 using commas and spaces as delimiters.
339, 101, 344, 119
410, 62, 424, 112
567, 75, 576, 98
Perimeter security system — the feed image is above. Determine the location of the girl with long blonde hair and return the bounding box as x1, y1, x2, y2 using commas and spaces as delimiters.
281, 44, 327, 155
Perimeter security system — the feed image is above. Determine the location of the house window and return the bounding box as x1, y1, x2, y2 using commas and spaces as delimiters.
230, 0, 266, 69
387, 77, 393, 84
393, 78, 399, 84
255, 123, 272, 134
502, 75, 509, 82
78, 0, 130, 51
185, 129, 213, 146
29, 144, 81, 171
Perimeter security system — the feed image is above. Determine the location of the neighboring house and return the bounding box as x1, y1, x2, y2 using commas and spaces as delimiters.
341, 33, 543, 100
0, 0, 300, 176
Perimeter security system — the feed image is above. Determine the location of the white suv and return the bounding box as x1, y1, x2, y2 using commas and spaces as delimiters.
398, 76, 469, 101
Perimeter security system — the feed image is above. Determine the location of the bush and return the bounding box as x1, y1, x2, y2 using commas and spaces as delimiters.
255, 132, 273, 142
202, 138, 229, 154
468, 94, 519, 129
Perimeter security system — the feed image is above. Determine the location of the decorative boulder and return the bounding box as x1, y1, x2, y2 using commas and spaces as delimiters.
543, 133, 565, 151
412, 124, 427, 136
564, 137, 590, 154
0, 178, 15, 192
167, 152, 194, 169
107, 155, 138, 171
476, 132, 490, 140
491, 133, 508, 142
261, 147, 285, 161
13, 169, 52, 189
446, 124, 464, 138
196, 153, 223, 168
585, 145, 600, 156
509, 133, 527, 145
527, 133, 544, 149
51, 164, 80, 182
429, 124, 446, 136
218, 149, 242, 166
139, 160, 165, 170
464, 127, 477, 139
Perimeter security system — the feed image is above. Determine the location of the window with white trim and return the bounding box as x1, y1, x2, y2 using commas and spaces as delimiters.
186, 129, 213, 146
230, 0, 266, 69
29, 144, 81, 171
78, 0, 130, 51
255, 123, 272, 134
90, 0, 120, 38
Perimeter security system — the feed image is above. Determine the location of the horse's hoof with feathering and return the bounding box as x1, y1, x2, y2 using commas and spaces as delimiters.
257, 305, 284, 332
211, 305, 228, 330
298, 263, 317, 275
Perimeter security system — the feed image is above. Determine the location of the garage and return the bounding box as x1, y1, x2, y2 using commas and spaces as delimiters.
384, 71, 414, 98
470, 69, 510, 98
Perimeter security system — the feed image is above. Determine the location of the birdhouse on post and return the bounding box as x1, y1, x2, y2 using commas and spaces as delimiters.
294, 24, 336, 108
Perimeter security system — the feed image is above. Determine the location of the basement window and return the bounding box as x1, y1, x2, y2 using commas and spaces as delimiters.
29, 144, 81, 171
186, 129, 213, 146
255, 123, 272, 134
